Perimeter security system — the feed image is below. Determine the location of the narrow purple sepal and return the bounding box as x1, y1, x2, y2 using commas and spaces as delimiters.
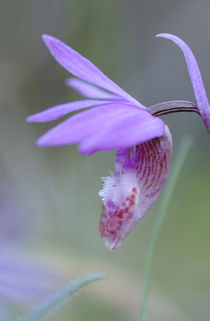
42, 35, 142, 106
26, 99, 110, 122
65, 78, 123, 100
156, 33, 210, 136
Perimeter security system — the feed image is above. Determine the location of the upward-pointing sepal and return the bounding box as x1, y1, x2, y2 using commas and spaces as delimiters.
156, 33, 210, 136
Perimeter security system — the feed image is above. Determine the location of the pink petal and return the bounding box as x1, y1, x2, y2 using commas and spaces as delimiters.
156, 33, 210, 135
99, 126, 172, 250
80, 111, 165, 154
65, 78, 122, 100
42, 35, 142, 106
26, 100, 109, 122
37, 103, 146, 148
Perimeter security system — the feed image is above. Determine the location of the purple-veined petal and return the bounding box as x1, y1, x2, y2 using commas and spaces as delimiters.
156, 33, 210, 135
79, 111, 165, 154
37, 103, 146, 148
65, 78, 123, 100
99, 126, 172, 250
42, 35, 142, 106
26, 99, 110, 122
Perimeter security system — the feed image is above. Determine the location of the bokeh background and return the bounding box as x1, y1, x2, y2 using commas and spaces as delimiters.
0, 0, 210, 320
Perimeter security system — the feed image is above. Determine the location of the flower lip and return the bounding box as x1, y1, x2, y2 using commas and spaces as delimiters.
156, 33, 210, 136
99, 126, 172, 250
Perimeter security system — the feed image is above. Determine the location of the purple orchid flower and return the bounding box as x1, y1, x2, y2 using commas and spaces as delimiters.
27, 33, 207, 250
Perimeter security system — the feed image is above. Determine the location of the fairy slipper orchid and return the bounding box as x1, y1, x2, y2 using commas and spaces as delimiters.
27, 34, 202, 250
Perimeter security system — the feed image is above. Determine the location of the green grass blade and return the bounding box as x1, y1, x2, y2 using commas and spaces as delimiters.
17, 273, 107, 321
140, 135, 193, 321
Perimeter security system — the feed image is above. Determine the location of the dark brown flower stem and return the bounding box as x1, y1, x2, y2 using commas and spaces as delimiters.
147, 100, 200, 116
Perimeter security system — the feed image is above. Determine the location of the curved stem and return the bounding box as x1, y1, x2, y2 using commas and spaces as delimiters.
148, 100, 200, 116
140, 135, 193, 321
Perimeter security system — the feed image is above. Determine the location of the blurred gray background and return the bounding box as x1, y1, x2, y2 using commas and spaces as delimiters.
0, 0, 210, 320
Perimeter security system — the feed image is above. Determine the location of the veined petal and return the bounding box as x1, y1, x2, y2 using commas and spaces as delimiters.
42, 35, 142, 106
156, 33, 210, 135
99, 126, 172, 250
79, 111, 165, 154
37, 103, 146, 148
26, 100, 109, 122
65, 78, 122, 100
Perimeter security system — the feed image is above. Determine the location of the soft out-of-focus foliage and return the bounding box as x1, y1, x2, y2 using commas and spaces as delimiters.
0, 0, 210, 320
17, 274, 107, 321
0, 248, 67, 320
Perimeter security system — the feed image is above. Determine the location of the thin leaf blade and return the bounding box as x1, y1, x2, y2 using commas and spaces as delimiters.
17, 273, 107, 321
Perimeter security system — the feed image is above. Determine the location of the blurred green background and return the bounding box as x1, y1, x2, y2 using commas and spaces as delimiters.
0, 0, 210, 320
